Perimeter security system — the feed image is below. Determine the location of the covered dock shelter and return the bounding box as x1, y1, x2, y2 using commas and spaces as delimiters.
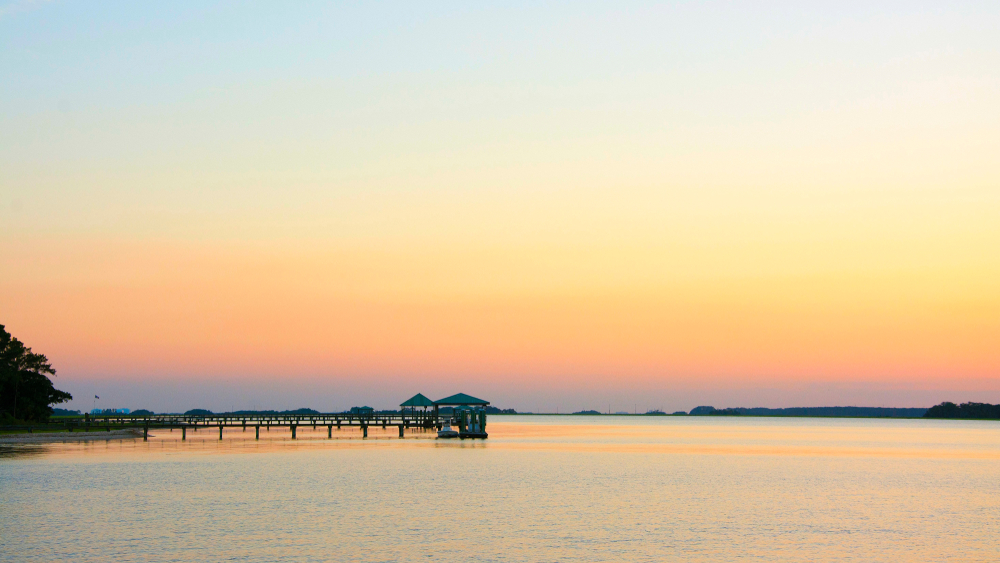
433, 393, 489, 417
433, 392, 489, 409
434, 393, 490, 438
400, 393, 436, 418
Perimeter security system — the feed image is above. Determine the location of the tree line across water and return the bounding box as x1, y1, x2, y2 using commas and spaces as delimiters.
923, 402, 1000, 419
66, 406, 520, 416
677, 405, 1000, 419
3, 324, 1000, 423
686, 406, 930, 417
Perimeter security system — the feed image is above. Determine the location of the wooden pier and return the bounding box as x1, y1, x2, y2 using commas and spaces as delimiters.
4, 393, 492, 441
69, 412, 446, 441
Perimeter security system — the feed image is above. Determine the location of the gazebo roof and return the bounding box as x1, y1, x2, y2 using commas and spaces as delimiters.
434, 393, 490, 406
400, 393, 435, 408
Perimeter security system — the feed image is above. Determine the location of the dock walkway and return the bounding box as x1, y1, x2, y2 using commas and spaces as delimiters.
8, 413, 444, 441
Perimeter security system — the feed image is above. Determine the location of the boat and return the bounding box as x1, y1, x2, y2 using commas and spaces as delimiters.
437, 423, 459, 438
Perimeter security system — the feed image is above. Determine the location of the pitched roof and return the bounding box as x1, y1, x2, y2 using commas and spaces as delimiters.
434, 393, 490, 406
400, 393, 435, 407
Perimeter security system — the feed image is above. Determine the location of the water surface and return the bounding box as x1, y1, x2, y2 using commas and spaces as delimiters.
2, 416, 998, 562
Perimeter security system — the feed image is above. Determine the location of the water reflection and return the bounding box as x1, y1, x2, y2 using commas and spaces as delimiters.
0, 444, 50, 459
2, 417, 998, 562
5, 416, 998, 461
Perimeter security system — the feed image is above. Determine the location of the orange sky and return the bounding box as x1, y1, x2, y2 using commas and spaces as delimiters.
3, 232, 998, 411
2, 2, 999, 411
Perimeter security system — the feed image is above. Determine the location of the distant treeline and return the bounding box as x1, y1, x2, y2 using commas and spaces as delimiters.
924, 402, 1000, 419
183, 408, 321, 416
130, 407, 520, 416
689, 406, 927, 418
44, 404, 1000, 420
437, 406, 516, 414
572, 410, 673, 415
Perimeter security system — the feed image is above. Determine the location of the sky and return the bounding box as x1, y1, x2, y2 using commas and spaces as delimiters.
2, 1, 998, 413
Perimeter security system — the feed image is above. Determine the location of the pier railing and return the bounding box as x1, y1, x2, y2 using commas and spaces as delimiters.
2, 412, 453, 441
91, 412, 440, 426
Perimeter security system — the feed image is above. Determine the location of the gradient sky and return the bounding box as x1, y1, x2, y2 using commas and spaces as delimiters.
2, 1, 998, 413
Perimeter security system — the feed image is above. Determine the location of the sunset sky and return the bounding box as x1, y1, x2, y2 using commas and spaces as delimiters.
2, 1, 998, 413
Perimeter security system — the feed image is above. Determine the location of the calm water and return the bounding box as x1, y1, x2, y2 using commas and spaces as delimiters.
2, 416, 999, 562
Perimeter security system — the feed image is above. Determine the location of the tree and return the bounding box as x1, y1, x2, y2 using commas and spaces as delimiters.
0, 325, 73, 423
925, 401, 1000, 419
924, 402, 961, 418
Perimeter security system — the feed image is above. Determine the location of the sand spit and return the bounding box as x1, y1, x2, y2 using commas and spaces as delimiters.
0, 428, 145, 444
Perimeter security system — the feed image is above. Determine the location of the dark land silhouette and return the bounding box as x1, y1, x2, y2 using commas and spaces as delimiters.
122, 405, 999, 419
5, 321, 998, 424
183, 408, 322, 416
1, 325, 72, 423
689, 406, 929, 417
924, 402, 1000, 419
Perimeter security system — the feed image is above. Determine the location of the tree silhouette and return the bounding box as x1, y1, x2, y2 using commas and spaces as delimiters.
925, 401, 1000, 419
1, 325, 72, 422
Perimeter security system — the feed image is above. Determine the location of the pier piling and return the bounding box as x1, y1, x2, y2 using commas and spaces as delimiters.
69, 406, 487, 444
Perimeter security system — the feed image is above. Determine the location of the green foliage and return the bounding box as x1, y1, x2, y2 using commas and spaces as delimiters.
0, 325, 73, 423
924, 402, 961, 418
925, 402, 1000, 419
